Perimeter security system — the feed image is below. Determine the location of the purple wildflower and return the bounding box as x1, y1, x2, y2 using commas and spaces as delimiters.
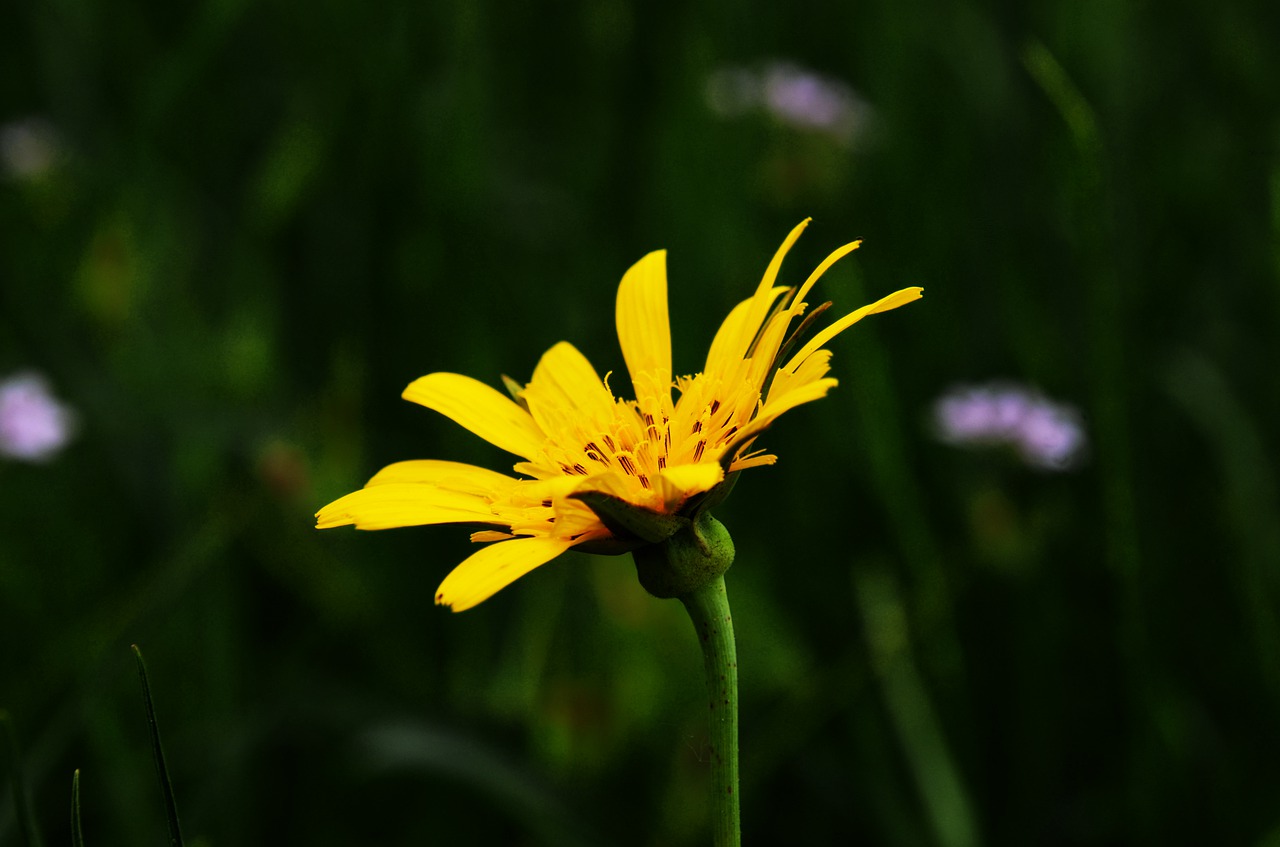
0, 118, 60, 180
0, 372, 76, 462
933, 382, 1084, 470
762, 64, 852, 132
705, 61, 870, 146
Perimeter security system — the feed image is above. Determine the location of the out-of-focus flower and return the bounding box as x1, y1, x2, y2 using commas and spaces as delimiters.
318, 220, 922, 610
705, 61, 871, 146
0, 372, 76, 462
0, 118, 61, 180
933, 382, 1084, 470
257, 439, 312, 501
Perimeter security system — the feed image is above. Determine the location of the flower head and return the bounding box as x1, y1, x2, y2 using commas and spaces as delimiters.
0, 118, 61, 181
0, 372, 76, 462
932, 382, 1085, 470
318, 220, 922, 610
705, 62, 871, 147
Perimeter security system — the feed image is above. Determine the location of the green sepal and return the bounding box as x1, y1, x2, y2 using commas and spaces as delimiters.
571, 491, 689, 544
680, 471, 740, 518
572, 535, 647, 556
500, 374, 529, 411
632, 511, 735, 599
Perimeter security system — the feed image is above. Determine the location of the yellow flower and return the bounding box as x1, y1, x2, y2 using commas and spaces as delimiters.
316, 220, 921, 610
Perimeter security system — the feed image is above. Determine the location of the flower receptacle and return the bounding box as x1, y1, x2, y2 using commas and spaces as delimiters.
632, 512, 735, 599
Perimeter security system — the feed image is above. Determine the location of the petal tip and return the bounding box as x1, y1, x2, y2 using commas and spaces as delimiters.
627, 249, 667, 274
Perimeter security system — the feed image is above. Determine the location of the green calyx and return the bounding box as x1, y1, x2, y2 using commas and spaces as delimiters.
569, 486, 737, 598
631, 511, 735, 599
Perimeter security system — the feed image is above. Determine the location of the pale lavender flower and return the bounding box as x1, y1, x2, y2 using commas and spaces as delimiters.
705, 61, 871, 146
762, 63, 857, 135
933, 382, 1084, 470
0, 372, 76, 462
0, 118, 61, 180
1015, 402, 1085, 469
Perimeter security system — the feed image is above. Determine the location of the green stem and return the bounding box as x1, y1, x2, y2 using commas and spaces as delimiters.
679, 574, 741, 847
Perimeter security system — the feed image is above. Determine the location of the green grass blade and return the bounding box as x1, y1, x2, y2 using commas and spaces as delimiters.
132, 646, 185, 847
70, 769, 85, 847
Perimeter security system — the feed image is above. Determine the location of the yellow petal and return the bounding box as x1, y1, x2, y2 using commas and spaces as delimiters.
570, 467, 662, 513
615, 250, 672, 408
551, 496, 609, 536
403, 372, 546, 459
315, 483, 505, 530
520, 473, 593, 503
732, 219, 809, 360
729, 452, 776, 471
782, 287, 923, 375
367, 460, 520, 496
655, 462, 724, 509
471, 530, 516, 542
703, 286, 790, 377
790, 240, 861, 309
761, 377, 838, 422
720, 375, 839, 459
523, 341, 617, 431
741, 305, 799, 390
435, 536, 578, 611
745, 242, 859, 376
765, 350, 832, 407
705, 231, 858, 380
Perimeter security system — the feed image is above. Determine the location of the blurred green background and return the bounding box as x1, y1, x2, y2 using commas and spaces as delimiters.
3, 0, 1279, 844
